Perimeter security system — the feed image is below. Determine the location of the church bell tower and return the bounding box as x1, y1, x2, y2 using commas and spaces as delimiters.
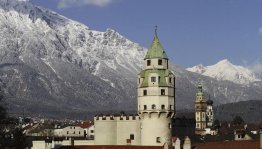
195, 83, 207, 135
137, 29, 175, 146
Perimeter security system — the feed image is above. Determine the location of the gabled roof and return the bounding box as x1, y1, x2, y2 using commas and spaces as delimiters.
144, 33, 168, 60
76, 121, 94, 129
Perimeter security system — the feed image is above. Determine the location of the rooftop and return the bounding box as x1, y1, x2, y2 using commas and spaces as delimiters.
194, 139, 260, 149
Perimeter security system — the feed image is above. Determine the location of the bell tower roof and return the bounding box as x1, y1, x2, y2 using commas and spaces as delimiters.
196, 83, 204, 96
144, 28, 168, 60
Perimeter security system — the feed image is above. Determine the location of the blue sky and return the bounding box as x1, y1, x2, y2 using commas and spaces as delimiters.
32, 0, 262, 68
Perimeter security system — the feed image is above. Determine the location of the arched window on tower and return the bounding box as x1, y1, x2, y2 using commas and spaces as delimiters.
161, 105, 165, 110
161, 89, 165, 95
143, 90, 147, 96
144, 105, 147, 110
158, 59, 162, 65
152, 104, 156, 110
147, 60, 151, 66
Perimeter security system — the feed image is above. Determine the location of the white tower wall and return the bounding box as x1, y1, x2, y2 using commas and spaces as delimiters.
138, 33, 175, 146
140, 113, 172, 146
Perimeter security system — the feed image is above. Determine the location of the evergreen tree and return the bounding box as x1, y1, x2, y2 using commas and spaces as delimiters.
232, 115, 244, 125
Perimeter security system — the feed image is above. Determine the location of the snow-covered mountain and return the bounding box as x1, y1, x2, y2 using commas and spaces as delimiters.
0, 0, 262, 119
187, 59, 260, 85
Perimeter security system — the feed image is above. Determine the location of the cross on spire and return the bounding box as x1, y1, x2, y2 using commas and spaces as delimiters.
154, 25, 158, 36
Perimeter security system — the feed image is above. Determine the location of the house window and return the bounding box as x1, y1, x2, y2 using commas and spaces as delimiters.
144, 105, 147, 110
67, 131, 69, 134
73, 131, 75, 134
151, 77, 156, 82
79, 131, 80, 134
91, 130, 94, 133
161, 89, 165, 95
161, 105, 165, 110
143, 90, 147, 96
156, 137, 161, 143
147, 60, 151, 66
158, 59, 162, 65
152, 104, 156, 109
130, 134, 134, 140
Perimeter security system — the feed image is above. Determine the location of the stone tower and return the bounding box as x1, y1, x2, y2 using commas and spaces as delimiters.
137, 31, 175, 146
195, 83, 207, 135
206, 97, 214, 127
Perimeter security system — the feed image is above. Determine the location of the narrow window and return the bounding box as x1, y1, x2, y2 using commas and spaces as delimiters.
143, 90, 147, 96
73, 131, 75, 134
170, 105, 172, 110
161, 89, 165, 95
151, 77, 156, 82
79, 131, 80, 134
147, 60, 151, 66
67, 131, 69, 134
169, 77, 172, 83
161, 105, 165, 110
158, 59, 162, 65
152, 104, 156, 109
91, 130, 94, 133
126, 116, 129, 120
156, 137, 161, 143
130, 134, 134, 140
144, 105, 147, 110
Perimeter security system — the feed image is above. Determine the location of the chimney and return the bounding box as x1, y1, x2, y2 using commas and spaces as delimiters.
183, 136, 191, 149
259, 125, 262, 149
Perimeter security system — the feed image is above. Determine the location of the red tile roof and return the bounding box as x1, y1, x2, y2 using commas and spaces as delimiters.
194, 140, 260, 149
59, 145, 169, 149
76, 121, 94, 129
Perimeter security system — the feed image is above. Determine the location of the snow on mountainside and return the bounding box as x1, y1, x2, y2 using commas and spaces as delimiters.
187, 59, 260, 85
1, 0, 262, 119
0, 0, 146, 117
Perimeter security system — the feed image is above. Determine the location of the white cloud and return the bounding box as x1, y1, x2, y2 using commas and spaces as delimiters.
57, 0, 115, 9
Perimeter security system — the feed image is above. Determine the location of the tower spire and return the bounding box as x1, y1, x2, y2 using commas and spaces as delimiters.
154, 25, 158, 36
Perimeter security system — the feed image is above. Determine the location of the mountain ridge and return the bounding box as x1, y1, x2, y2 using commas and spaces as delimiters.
0, 0, 262, 119
187, 59, 260, 85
